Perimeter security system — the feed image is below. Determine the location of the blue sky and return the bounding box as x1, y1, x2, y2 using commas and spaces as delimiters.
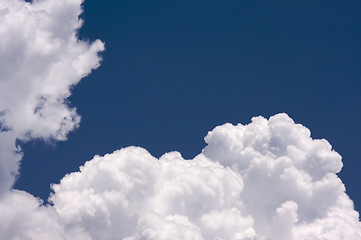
15, 0, 361, 221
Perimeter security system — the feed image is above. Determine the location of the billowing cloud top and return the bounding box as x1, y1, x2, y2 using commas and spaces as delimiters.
0, 0, 360, 239
3, 113, 361, 239
47, 114, 361, 240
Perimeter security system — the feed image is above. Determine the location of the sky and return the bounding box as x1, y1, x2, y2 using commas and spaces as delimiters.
1, 0, 361, 239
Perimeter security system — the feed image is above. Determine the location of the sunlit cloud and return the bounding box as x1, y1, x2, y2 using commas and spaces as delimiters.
0, 0, 359, 239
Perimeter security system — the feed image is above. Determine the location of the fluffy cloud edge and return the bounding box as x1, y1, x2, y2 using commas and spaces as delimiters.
44, 114, 361, 240
0, 0, 104, 195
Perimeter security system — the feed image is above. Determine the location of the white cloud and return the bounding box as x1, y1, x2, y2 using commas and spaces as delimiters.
0, 131, 22, 194
0, 190, 90, 240
0, 0, 104, 194
49, 147, 256, 240
203, 114, 360, 239
47, 115, 361, 239
0, 0, 104, 141
0, 0, 360, 239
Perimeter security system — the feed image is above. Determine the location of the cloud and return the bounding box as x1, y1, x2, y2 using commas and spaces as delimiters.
0, 131, 22, 196
49, 148, 255, 240
47, 114, 361, 239
0, 0, 104, 194
0, 0, 360, 239
0, 190, 90, 240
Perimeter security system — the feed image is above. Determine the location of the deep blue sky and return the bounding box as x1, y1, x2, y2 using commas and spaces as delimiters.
16, 0, 361, 212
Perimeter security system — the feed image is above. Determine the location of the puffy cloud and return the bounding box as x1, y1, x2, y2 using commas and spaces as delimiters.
0, 0, 360, 239
49, 148, 255, 239
0, 0, 104, 140
203, 114, 360, 238
0, 190, 90, 240
0, 131, 22, 194
0, 0, 104, 194
48, 114, 361, 239
133, 213, 204, 240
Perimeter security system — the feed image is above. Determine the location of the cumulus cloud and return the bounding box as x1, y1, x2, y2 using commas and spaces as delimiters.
50, 148, 255, 240
0, 0, 103, 237
47, 115, 361, 239
0, 0, 360, 239
0, 190, 90, 240
3, 114, 361, 239
0, 0, 104, 193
